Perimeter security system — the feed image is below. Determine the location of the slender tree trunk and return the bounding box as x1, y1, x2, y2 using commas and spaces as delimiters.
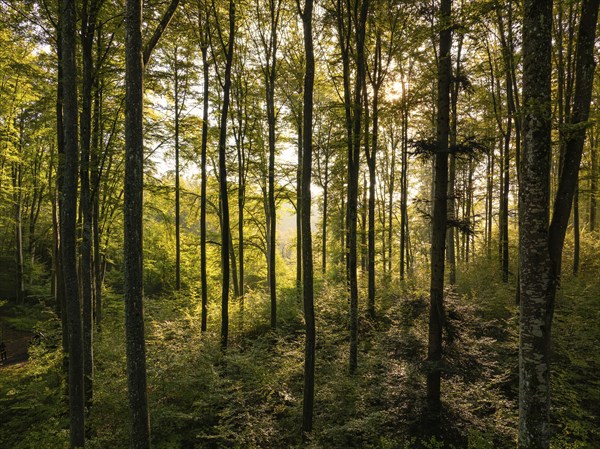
80, 0, 97, 409
573, 184, 580, 275
322, 160, 329, 275
92, 36, 103, 331
465, 157, 473, 266
55, 23, 69, 375
400, 89, 408, 280
427, 0, 451, 420
218, 0, 235, 349
446, 35, 461, 286
549, 0, 599, 277
296, 120, 302, 293
200, 38, 209, 333
174, 46, 181, 291
300, 0, 315, 434
487, 148, 494, 258
263, 0, 280, 328
348, 0, 369, 375
61, 0, 85, 444
590, 132, 597, 231
12, 161, 24, 303
229, 228, 240, 299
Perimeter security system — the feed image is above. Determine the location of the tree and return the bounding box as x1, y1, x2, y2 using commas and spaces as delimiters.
518, 0, 553, 447
60, 0, 85, 445
427, 0, 451, 420
124, 0, 180, 446
299, 0, 315, 434
214, 0, 236, 349
519, 0, 599, 446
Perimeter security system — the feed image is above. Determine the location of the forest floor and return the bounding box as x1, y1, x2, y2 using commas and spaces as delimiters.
0, 247, 599, 448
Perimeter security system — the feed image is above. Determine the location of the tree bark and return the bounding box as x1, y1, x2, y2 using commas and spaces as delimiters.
200, 26, 210, 332
427, 0, 451, 419
124, 0, 150, 444
80, 0, 99, 409
61, 0, 85, 444
519, 0, 553, 447
124, 0, 180, 445
174, 45, 181, 291
300, 0, 315, 434
218, 0, 235, 349
347, 0, 369, 375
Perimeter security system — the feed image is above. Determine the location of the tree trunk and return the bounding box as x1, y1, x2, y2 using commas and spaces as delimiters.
61, 0, 85, 444
92, 33, 103, 331
124, 0, 150, 444
573, 184, 580, 275
297, 119, 303, 293
266, 4, 279, 330
300, 0, 315, 434
174, 45, 181, 291
550, 0, 600, 277
347, 0, 369, 375
590, 131, 597, 231
200, 34, 209, 333
518, 0, 553, 447
80, 0, 98, 409
427, 0, 451, 419
446, 33, 461, 286
400, 86, 408, 280
218, 0, 235, 349
55, 23, 69, 376
12, 161, 24, 303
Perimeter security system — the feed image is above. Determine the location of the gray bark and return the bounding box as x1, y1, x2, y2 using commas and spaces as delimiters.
60, 0, 85, 444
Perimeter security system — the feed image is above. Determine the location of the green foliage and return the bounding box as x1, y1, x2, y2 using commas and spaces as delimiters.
2, 239, 599, 449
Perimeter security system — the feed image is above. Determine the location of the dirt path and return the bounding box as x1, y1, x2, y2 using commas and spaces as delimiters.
1, 323, 33, 368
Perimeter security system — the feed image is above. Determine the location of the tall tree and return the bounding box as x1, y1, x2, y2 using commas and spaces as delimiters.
518, 0, 553, 447
196, 1, 210, 332
80, 0, 101, 408
60, 0, 85, 444
215, 0, 235, 349
427, 0, 451, 419
124, 0, 180, 446
299, 0, 315, 433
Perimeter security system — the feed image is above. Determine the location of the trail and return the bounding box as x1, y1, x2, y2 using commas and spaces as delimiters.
0, 322, 32, 368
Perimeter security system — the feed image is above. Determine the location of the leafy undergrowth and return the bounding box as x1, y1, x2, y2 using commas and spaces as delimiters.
1, 257, 598, 448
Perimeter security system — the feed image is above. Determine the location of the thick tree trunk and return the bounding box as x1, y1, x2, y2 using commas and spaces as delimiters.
300, 0, 315, 434
519, 0, 553, 447
427, 0, 451, 419
124, 0, 150, 445
61, 0, 85, 444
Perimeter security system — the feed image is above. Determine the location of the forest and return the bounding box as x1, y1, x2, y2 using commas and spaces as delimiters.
0, 0, 599, 447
